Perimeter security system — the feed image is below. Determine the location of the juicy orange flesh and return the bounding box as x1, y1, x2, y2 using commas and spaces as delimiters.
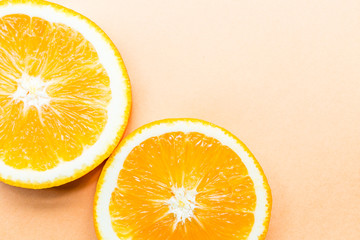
0, 14, 111, 171
110, 132, 256, 239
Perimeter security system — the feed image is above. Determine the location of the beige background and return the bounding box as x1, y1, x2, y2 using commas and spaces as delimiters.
1, 0, 360, 239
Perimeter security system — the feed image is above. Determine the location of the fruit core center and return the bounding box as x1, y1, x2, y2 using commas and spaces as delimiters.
13, 73, 50, 109
167, 187, 197, 225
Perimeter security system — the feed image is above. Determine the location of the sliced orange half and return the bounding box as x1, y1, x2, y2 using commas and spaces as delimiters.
0, 0, 131, 188
94, 119, 271, 240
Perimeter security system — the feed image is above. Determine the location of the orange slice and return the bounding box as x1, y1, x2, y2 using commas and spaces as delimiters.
94, 119, 271, 240
0, 0, 131, 188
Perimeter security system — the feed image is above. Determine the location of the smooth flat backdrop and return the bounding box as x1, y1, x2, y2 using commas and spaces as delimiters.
0, 0, 359, 239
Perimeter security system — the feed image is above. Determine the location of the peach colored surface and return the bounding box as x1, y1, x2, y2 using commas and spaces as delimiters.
0, 0, 359, 239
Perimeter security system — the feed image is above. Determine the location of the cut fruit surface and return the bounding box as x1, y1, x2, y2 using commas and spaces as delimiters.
0, 0, 131, 188
94, 119, 271, 240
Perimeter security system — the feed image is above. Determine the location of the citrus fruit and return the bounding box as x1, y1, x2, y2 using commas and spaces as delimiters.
94, 119, 271, 240
0, 0, 131, 189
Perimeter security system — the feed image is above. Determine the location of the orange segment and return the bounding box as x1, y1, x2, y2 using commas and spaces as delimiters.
109, 132, 256, 239
0, 14, 110, 171
95, 119, 271, 240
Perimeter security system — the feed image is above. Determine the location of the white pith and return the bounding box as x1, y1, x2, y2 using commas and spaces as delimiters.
95, 120, 270, 240
0, 2, 129, 185
167, 187, 197, 228
12, 73, 50, 110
